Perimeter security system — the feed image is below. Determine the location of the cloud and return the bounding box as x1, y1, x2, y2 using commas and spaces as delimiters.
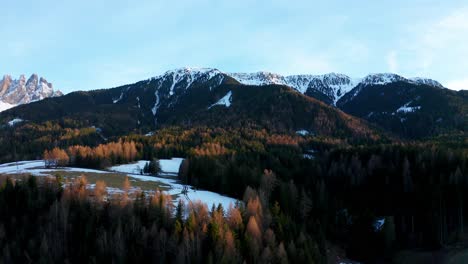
446, 79, 468, 91
390, 7, 468, 90
386, 51, 398, 73
437, 8, 468, 31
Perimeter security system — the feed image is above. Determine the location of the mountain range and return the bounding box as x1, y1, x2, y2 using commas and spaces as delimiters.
0, 68, 466, 142
0, 74, 62, 112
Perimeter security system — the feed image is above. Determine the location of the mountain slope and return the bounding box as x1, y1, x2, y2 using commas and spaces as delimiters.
337, 81, 467, 138
0, 68, 382, 141
228, 72, 359, 105
0, 74, 63, 111
227, 72, 445, 105
1, 68, 464, 140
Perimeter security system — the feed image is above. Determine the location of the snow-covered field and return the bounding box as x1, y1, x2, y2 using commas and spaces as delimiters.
109, 158, 184, 175
0, 159, 237, 209
109, 159, 237, 209
0, 160, 108, 176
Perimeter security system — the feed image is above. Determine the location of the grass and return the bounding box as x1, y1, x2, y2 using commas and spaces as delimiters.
56, 171, 172, 192
2, 170, 172, 193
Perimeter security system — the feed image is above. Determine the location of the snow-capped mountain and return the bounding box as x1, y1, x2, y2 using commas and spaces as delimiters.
227, 71, 444, 105
409, 77, 444, 88
1, 67, 463, 140
110, 68, 445, 109
227, 72, 358, 104
0, 74, 63, 111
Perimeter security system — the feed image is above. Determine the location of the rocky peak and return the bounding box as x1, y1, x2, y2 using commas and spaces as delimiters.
0, 73, 63, 110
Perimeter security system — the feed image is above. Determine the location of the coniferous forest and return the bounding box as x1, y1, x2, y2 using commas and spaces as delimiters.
0, 9, 466, 261
0, 124, 466, 263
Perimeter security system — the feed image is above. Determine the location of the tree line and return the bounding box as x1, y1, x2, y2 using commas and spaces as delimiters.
0, 175, 321, 263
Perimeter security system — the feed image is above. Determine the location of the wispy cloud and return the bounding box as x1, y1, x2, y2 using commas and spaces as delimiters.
388, 6, 468, 89
386, 51, 398, 73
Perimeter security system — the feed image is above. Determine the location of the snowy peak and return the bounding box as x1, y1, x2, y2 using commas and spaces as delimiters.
160, 67, 223, 81
289, 73, 358, 104
226, 72, 358, 104
227, 71, 445, 105
227, 72, 286, 86
0, 73, 62, 110
409, 77, 444, 88
359, 73, 445, 88
360, 73, 406, 86
149, 67, 225, 96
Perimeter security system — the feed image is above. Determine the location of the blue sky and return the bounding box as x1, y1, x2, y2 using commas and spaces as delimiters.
1, 0, 467, 93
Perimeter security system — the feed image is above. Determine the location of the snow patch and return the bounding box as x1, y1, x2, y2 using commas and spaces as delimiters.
360, 73, 406, 86
396, 101, 421, 113
8, 118, 23, 126
0, 101, 15, 112
1, 160, 237, 212
296, 130, 310, 136
374, 218, 386, 231
0, 160, 108, 176
113, 92, 124, 103
160, 158, 184, 173
152, 90, 161, 116
109, 160, 149, 175
109, 158, 184, 175
108, 159, 237, 208
208, 91, 232, 109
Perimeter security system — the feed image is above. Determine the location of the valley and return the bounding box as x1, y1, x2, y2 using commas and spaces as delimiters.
0, 68, 465, 263
0, 158, 237, 210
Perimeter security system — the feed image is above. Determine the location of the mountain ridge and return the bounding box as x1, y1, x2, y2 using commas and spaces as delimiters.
1, 67, 465, 140
134, 67, 447, 106
0, 73, 63, 111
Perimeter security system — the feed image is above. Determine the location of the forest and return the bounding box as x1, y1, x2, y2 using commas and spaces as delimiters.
0, 175, 319, 263
3, 126, 461, 262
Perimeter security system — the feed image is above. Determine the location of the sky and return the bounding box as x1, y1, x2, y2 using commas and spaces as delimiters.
1, 0, 468, 93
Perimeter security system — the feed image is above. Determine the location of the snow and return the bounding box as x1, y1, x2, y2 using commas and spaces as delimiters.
1, 159, 238, 209
8, 118, 23, 126
296, 130, 310, 136
143, 68, 442, 110
169, 71, 178, 96
107, 158, 238, 209
152, 90, 161, 116
396, 101, 421, 113
126, 172, 237, 210
154, 68, 224, 96
360, 73, 407, 86
110, 160, 148, 174
0, 160, 108, 176
374, 218, 386, 231
227, 72, 358, 105
107, 158, 237, 209
160, 158, 184, 173
208, 91, 232, 109
228, 72, 285, 86
109, 158, 184, 175
0, 74, 61, 105
0, 101, 15, 112
409, 77, 444, 88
